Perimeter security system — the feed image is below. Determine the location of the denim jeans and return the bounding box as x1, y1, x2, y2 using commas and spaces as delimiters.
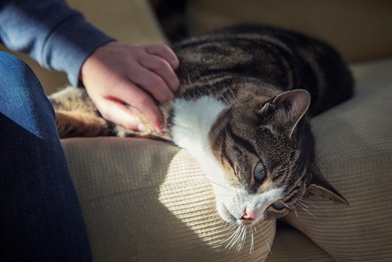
0, 52, 92, 261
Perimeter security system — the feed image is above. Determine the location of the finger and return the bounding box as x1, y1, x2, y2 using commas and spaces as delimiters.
127, 91, 165, 133
97, 98, 144, 132
138, 56, 180, 92
127, 65, 174, 103
106, 83, 165, 133
145, 45, 180, 70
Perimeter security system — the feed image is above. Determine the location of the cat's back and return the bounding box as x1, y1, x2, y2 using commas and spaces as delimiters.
172, 25, 354, 116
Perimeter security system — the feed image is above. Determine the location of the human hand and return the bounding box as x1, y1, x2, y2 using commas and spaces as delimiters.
79, 41, 179, 133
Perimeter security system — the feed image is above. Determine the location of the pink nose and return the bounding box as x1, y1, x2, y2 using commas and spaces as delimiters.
242, 210, 255, 221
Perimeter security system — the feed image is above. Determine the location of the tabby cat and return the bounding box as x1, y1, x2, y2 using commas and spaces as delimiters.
50, 25, 353, 228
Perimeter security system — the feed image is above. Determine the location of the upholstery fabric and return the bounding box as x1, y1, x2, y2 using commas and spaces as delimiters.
62, 138, 275, 261
284, 59, 392, 261
186, 0, 392, 63
267, 223, 334, 262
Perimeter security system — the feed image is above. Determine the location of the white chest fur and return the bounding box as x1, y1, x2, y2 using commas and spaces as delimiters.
171, 96, 228, 186
171, 96, 226, 155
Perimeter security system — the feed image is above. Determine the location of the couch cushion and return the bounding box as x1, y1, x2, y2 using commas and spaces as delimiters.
284, 58, 392, 261
186, 0, 392, 63
62, 138, 275, 261
267, 223, 334, 262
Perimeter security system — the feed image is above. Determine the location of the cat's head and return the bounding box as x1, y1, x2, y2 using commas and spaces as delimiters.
208, 89, 348, 226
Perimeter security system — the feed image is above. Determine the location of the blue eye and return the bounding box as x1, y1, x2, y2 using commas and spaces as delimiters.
254, 162, 266, 181
272, 202, 285, 210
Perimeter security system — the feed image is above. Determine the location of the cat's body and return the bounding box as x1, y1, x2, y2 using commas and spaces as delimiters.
50, 26, 353, 228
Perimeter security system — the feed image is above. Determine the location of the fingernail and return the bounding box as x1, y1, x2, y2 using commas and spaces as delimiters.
138, 123, 146, 132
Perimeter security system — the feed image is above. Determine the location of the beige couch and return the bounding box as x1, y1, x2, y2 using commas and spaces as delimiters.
2, 1, 391, 261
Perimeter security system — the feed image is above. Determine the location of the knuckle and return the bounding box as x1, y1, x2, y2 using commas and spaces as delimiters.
150, 58, 167, 71
148, 44, 165, 53
143, 74, 162, 88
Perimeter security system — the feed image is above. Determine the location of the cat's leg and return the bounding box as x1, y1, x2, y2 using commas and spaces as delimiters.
55, 110, 111, 138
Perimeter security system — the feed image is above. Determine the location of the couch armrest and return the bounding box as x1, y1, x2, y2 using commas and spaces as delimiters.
62, 138, 276, 261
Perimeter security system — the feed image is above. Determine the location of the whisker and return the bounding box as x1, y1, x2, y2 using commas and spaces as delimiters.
293, 206, 299, 218
256, 222, 265, 235
297, 202, 309, 209
226, 223, 238, 230
227, 85, 237, 104
201, 174, 234, 191
250, 226, 255, 254
221, 225, 241, 249
300, 206, 317, 219
238, 227, 246, 251
266, 240, 272, 254
230, 227, 243, 251
224, 222, 237, 233
299, 199, 320, 209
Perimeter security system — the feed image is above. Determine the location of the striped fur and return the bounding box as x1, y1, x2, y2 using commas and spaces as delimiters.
49, 25, 353, 226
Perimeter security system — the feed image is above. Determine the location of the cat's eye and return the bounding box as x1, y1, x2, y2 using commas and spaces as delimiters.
271, 201, 285, 210
254, 162, 266, 181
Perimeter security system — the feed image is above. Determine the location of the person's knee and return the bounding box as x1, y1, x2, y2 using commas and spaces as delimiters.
0, 51, 29, 72
0, 51, 52, 115
0, 51, 44, 94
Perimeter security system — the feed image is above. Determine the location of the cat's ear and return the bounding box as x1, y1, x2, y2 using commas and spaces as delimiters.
270, 89, 311, 137
305, 163, 349, 205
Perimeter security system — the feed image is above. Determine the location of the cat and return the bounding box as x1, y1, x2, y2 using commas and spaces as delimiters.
49, 25, 353, 229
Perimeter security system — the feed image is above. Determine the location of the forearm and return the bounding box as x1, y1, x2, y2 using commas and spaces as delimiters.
0, 0, 114, 86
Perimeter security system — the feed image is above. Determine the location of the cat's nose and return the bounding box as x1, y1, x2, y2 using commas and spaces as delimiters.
239, 210, 255, 226
241, 209, 255, 221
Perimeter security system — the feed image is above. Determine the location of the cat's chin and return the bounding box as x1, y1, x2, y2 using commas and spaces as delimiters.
238, 219, 255, 227
221, 215, 260, 227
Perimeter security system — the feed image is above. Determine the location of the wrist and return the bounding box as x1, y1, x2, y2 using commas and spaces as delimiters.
79, 41, 116, 86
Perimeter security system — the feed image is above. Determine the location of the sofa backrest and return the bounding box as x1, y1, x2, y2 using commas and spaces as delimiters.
186, 0, 392, 63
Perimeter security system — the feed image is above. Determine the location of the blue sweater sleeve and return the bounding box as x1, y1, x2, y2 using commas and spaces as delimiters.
0, 0, 115, 86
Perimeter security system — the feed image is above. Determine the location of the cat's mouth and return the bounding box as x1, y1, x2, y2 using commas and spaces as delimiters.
239, 216, 255, 226
219, 204, 261, 227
